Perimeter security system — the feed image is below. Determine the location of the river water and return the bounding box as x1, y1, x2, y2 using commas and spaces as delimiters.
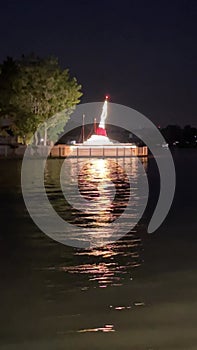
0, 149, 197, 350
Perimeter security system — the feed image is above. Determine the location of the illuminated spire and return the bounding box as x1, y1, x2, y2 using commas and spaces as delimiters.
99, 96, 108, 129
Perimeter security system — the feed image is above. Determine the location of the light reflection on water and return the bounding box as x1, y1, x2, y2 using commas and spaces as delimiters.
58, 233, 142, 288
77, 324, 115, 333
43, 157, 148, 288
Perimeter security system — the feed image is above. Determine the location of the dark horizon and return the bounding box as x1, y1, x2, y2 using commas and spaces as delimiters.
0, 0, 196, 127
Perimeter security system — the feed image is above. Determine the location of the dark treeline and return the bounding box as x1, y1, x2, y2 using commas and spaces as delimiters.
160, 125, 197, 148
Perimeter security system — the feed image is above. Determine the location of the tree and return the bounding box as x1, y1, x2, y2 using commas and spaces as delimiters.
0, 57, 19, 117
0, 55, 82, 144
161, 125, 182, 146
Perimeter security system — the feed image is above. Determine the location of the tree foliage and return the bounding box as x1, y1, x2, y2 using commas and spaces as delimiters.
0, 55, 82, 144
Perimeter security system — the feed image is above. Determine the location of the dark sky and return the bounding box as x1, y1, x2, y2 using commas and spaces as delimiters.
0, 0, 196, 126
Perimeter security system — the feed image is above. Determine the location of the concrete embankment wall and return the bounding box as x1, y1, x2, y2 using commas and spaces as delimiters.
0, 144, 148, 158
50, 145, 148, 157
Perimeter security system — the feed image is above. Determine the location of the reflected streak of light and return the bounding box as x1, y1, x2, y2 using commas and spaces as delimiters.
78, 324, 115, 333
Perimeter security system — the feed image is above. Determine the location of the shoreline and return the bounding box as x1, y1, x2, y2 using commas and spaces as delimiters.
0, 144, 148, 159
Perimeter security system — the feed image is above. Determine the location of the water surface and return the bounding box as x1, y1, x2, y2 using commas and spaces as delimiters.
0, 150, 197, 349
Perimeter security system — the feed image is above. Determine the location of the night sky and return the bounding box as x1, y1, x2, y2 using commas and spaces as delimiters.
0, 0, 196, 126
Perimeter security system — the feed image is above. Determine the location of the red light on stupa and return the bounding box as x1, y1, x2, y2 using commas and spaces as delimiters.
96, 127, 107, 136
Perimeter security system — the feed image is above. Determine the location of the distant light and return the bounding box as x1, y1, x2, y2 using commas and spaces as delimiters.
134, 302, 145, 306
105, 95, 109, 100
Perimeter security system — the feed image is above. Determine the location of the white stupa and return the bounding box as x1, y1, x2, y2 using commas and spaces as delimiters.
83, 96, 113, 145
